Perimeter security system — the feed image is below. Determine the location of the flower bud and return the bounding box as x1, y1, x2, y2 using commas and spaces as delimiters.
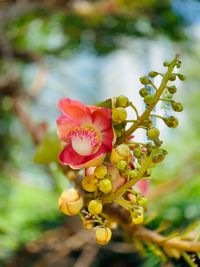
129, 170, 138, 179
140, 76, 150, 85
110, 144, 131, 164
112, 107, 127, 123
58, 188, 83, 216
94, 165, 107, 179
99, 178, 112, 194
83, 220, 94, 230
164, 116, 178, 128
138, 197, 148, 206
171, 101, 183, 112
167, 85, 177, 94
149, 71, 158, 78
144, 95, 154, 105
133, 148, 143, 158
177, 74, 186, 81
132, 215, 144, 224
117, 160, 127, 170
82, 175, 98, 192
139, 88, 148, 97
88, 200, 103, 215
147, 127, 160, 140
116, 95, 129, 108
169, 74, 176, 81
95, 227, 112, 245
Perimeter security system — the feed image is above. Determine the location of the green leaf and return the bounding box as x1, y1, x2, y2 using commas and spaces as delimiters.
34, 132, 61, 164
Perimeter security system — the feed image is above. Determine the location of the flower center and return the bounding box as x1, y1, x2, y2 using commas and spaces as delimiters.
69, 126, 102, 156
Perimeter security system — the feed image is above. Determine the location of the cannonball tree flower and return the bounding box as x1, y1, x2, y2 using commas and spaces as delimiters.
56, 98, 114, 169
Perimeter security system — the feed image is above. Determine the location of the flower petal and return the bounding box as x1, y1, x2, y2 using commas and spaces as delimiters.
58, 98, 92, 125
91, 109, 112, 131
59, 144, 107, 170
56, 115, 77, 142
102, 128, 114, 151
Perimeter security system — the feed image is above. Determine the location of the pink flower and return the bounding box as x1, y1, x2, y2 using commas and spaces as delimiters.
57, 98, 114, 169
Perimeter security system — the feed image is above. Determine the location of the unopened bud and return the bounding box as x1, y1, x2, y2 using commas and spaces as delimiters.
94, 165, 107, 179
138, 197, 148, 206
133, 148, 143, 158
83, 220, 94, 230
88, 200, 103, 215
147, 127, 160, 140
99, 178, 112, 194
139, 88, 148, 97
116, 95, 129, 108
177, 74, 186, 81
167, 85, 177, 94
82, 175, 98, 192
129, 170, 138, 179
169, 74, 176, 81
140, 76, 150, 85
164, 116, 178, 128
171, 101, 183, 112
149, 71, 158, 78
117, 160, 127, 170
144, 95, 154, 105
110, 144, 131, 164
58, 188, 83, 216
132, 215, 144, 224
112, 107, 127, 123
95, 227, 112, 245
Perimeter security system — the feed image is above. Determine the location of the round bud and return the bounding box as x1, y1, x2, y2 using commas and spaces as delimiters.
133, 148, 143, 158
132, 215, 144, 224
95, 227, 112, 245
129, 170, 138, 179
94, 165, 107, 179
140, 76, 150, 85
139, 88, 148, 97
144, 95, 154, 105
99, 178, 112, 194
149, 71, 158, 78
138, 197, 148, 206
112, 107, 127, 123
171, 101, 183, 112
110, 144, 131, 164
58, 188, 83, 216
164, 116, 178, 128
82, 175, 98, 192
88, 200, 103, 215
147, 127, 160, 140
169, 74, 176, 81
83, 220, 94, 230
116, 95, 129, 108
177, 74, 186, 81
117, 160, 127, 170
167, 85, 177, 94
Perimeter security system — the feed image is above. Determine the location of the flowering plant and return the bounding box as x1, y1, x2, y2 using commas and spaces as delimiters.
55, 57, 200, 259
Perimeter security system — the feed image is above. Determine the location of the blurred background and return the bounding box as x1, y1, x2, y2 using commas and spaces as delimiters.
0, 0, 200, 266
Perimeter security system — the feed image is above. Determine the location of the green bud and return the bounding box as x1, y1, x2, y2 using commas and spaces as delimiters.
139, 88, 148, 97
163, 61, 169, 67
133, 148, 143, 158
99, 178, 112, 194
149, 71, 158, 78
117, 160, 127, 170
169, 74, 176, 81
177, 74, 186, 81
116, 95, 129, 108
140, 76, 150, 85
112, 107, 127, 123
143, 118, 152, 128
147, 127, 160, 140
144, 95, 154, 105
171, 101, 183, 112
167, 85, 177, 94
152, 152, 165, 163
176, 60, 182, 68
138, 197, 148, 206
164, 116, 178, 128
129, 170, 138, 179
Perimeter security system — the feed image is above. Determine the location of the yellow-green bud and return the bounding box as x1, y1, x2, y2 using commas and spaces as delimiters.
58, 188, 83, 216
94, 165, 107, 179
110, 144, 131, 164
167, 85, 177, 94
132, 215, 144, 224
129, 170, 138, 179
164, 116, 178, 128
116, 95, 129, 108
117, 160, 127, 170
138, 197, 148, 206
169, 74, 176, 81
144, 95, 154, 105
82, 175, 98, 192
88, 200, 103, 215
171, 101, 183, 112
139, 88, 148, 97
133, 148, 143, 158
140, 76, 150, 85
112, 107, 127, 123
147, 127, 160, 140
99, 178, 112, 194
149, 71, 158, 78
177, 74, 186, 81
95, 227, 112, 245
